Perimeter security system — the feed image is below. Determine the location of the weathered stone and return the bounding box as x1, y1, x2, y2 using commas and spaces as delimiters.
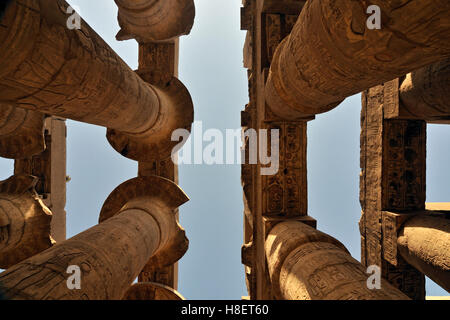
360, 84, 426, 299
99, 176, 189, 269
265, 221, 410, 300
398, 214, 450, 292
261, 122, 308, 217
382, 58, 450, 123
0, 175, 52, 269
0, 105, 45, 159
134, 39, 184, 290
0, 0, 193, 161
399, 58, 450, 122
115, 0, 195, 42
14, 117, 67, 242
0, 176, 188, 300
240, 0, 313, 300
265, 0, 450, 118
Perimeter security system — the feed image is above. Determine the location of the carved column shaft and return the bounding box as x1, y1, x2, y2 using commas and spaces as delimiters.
115, 0, 195, 42
265, 221, 409, 300
0, 175, 52, 269
0, 0, 155, 134
265, 0, 450, 118
131, 41, 183, 290
0, 105, 45, 159
397, 215, 450, 292
0, 0, 193, 160
0, 177, 188, 300
0, 208, 158, 299
398, 58, 450, 121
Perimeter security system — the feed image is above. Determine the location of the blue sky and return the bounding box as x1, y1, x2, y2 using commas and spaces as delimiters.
0, 0, 448, 299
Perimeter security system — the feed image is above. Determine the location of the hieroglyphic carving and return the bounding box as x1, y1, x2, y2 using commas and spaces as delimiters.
382, 257, 425, 300
383, 79, 401, 120
240, 0, 261, 300
0, 0, 157, 133
265, 0, 450, 118
262, 122, 307, 217
385, 58, 450, 123
241, 0, 309, 300
0, 176, 188, 300
383, 120, 426, 211
397, 213, 450, 292
382, 212, 399, 266
360, 84, 426, 300
0, 209, 158, 300
264, 14, 281, 65
0, 0, 192, 162
381, 208, 450, 293
262, 10, 303, 69
265, 221, 409, 300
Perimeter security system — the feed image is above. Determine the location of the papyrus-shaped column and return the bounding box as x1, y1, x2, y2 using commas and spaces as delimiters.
397, 215, 450, 292
0, 176, 189, 300
0, 175, 52, 269
265, 221, 409, 300
265, 0, 450, 118
115, 0, 195, 42
0, 0, 193, 161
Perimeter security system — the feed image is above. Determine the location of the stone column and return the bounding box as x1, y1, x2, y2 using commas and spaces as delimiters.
0, 105, 45, 159
265, 221, 410, 300
14, 117, 67, 242
0, 0, 193, 160
397, 215, 450, 292
360, 83, 427, 299
0, 175, 53, 269
0, 176, 189, 300
398, 58, 450, 121
135, 40, 188, 291
115, 0, 195, 42
240, 0, 312, 300
265, 0, 450, 118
